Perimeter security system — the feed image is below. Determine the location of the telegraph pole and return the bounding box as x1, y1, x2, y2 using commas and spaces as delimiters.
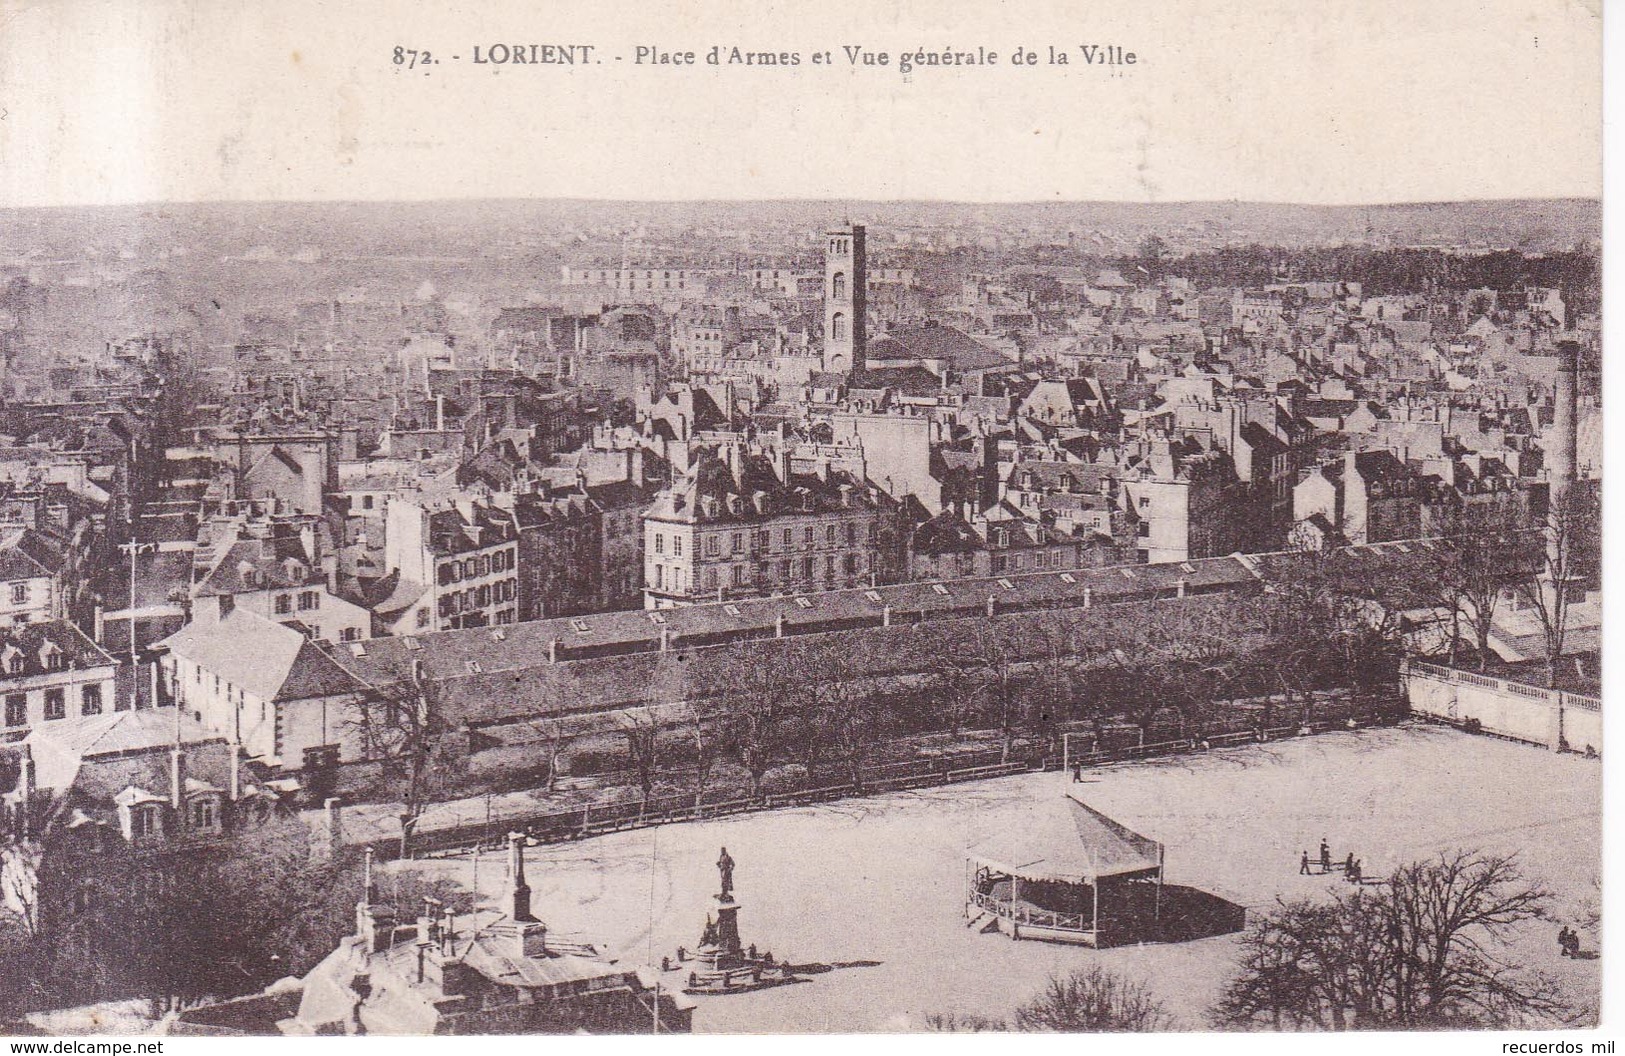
119, 435, 155, 711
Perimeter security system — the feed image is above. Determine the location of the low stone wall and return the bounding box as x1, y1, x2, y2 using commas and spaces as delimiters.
1402, 659, 1600, 754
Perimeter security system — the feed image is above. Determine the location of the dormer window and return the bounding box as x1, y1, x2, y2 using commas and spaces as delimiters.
190, 795, 220, 832
134, 805, 163, 838
2, 646, 23, 675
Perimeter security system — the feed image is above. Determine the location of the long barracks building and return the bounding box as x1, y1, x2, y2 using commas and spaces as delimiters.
161, 541, 1450, 784
334, 539, 1447, 736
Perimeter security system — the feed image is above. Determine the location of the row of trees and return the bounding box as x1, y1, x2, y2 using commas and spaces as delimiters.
1398, 484, 1599, 687
604, 554, 1414, 804
1121, 242, 1597, 304
364, 484, 1597, 840
361, 539, 1437, 836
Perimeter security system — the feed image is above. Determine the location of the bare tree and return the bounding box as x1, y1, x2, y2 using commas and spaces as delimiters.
804, 636, 891, 789
710, 639, 797, 801
618, 709, 662, 805
1513, 484, 1600, 687
533, 717, 566, 794
681, 697, 725, 807
958, 619, 1026, 763
346, 663, 452, 859
927, 967, 1170, 1033
1218, 850, 1563, 1030
616, 650, 689, 804
1013, 968, 1171, 1032
1429, 503, 1534, 669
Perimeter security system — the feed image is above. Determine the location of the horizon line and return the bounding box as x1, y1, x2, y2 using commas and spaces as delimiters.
0, 194, 1602, 213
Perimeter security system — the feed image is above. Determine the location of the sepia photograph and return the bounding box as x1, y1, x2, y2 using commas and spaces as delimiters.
0, 0, 1606, 1044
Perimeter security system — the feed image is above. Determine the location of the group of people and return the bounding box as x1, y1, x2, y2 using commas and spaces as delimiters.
1557, 926, 1585, 958
1298, 838, 1364, 883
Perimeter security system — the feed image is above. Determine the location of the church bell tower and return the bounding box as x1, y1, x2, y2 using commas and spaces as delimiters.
822, 224, 866, 376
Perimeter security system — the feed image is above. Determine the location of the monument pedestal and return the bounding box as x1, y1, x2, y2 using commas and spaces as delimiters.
671, 849, 800, 995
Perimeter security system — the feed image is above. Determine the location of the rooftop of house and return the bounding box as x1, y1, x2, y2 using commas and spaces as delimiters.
0, 526, 67, 581
157, 608, 369, 704
866, 323, 1014, 373
0, 620, 116, 678
645, 446, 879, 526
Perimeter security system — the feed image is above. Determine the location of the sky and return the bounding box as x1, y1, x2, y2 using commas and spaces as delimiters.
0, 0, 1602, 208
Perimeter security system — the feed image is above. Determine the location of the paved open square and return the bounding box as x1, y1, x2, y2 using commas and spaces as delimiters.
411, 724, 1601, 1031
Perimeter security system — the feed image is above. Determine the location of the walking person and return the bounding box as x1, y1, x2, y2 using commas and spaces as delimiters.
1299, 851, 1312, 875
1319, 839, 1331, 873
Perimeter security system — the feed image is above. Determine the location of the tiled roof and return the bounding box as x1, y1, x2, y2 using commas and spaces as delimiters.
0, 620, 116, 678
867, 324, 1013, 372
158, 609, 369, 703
346, 553, 1263, 699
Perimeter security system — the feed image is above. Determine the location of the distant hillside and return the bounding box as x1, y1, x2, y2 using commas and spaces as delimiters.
0, 197, 1598, 262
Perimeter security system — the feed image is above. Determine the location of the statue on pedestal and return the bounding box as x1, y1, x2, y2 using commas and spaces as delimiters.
673, 846, 796, 994
717, 846, 735, 899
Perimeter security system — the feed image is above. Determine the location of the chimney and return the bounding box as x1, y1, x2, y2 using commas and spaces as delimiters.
774, 614, 785, 638
549, 639, 561, 663
169, 746, 186, 811
508, 832, 535, 922
1083, 586, 1093, 608
228, 743, 242, 800
435, 394, 446, 433
516, 919, 549, 961
882, 605, 892, 627
659, 627, 671, 652
986, 594, 997, 618
1176, 578, 1187, 598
